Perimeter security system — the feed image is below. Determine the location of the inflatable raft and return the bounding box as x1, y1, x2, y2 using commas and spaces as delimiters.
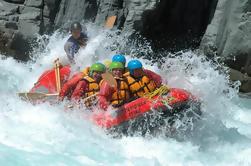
27, 65, 201, 136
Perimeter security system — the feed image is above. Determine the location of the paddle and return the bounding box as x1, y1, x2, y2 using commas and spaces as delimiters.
18, 92, 59, 101
54, 58, 61, 92
101, 72, 117, 88
104, 15, 117, 29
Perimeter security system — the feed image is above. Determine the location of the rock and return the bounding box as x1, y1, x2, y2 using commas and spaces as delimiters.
9, 32, 31, 60
94, 0, 124, 28
229, 68, 251, 93
19, 6, 41, 20
8, 15, 19, 22
200, 0, 251, 74
18, 19, 40, 37
18, 6, 41, 36
54, 0, 98, 28
24, 0, 43, 8
94, 0, 158, 31
0, 26, 17, 56
0, 0, 42, 60
123, 0, 158, 31
2, 0, 24, 4
5, 21, 18, 29
0, 0, 19, 14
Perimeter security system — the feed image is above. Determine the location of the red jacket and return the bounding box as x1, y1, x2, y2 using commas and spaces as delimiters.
59, 72, 83, 100
144, 69, 162, 87
71, 80, 89, 101
98, 81, 115, 110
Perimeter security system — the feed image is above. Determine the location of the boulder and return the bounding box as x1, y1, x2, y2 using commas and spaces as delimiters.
200, 0, 251, 75
229, 68, 251, 93
54, 0, 98, 28
24, 0, 43, 8
2, 0, 24, 4
19, 6, 41, 20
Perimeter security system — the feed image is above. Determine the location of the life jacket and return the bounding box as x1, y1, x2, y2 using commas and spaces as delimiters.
82, 75, 100, 98
111, 77, 130, 106
126, 75, 157, 98
123, 71, 130, 77
82, 67, 90, 77
82, 75, 101, 107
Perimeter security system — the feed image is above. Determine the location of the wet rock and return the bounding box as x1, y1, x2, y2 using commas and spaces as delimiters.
0, 0, 19, 14
54, 0, 98, 28
200, 0, 251, 74
19, 6, 41, 20
24, 0, 43, 8
5, 21, 18, 29
229, 68, 251, 93
3, 0, 24, 4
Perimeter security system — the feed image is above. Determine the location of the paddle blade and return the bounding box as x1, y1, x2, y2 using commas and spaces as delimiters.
105, 16, 117, 29
102, 72, 117, 88
18, 92, 58, 102
18, 92, 47, 101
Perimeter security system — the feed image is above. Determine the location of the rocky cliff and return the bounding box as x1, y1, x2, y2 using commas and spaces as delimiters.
0, 0, 250, 91
200, 0, 251, 92
0, 0, 160, 60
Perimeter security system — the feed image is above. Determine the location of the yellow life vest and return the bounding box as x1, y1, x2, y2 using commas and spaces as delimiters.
126, 75, 157, 98
123, 71, 130, 77
82, 75, 101, 107
82, 67, 90, 77
82, 75, 100, 98
111, 77, 130, 106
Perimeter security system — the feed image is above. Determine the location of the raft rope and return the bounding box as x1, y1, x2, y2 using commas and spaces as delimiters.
143, 85, 170, 100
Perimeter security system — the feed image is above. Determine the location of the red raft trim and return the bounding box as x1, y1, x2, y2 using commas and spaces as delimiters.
92, 88, 192, 129
30, 65, 71, 93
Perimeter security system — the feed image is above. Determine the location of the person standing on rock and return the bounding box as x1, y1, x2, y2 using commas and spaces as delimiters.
64, 21, 88, 63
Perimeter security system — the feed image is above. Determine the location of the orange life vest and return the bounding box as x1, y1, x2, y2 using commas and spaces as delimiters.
82, 75, 102, 107
82, 67, 90, 77
82, 75, 100, 98
126, 75, 157, 98
111, 77, 130, 106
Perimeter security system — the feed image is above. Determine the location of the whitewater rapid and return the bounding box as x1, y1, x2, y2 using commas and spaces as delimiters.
0, 25, 251, 166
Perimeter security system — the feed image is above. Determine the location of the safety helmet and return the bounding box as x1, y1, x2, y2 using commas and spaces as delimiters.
103, 59, 112, 68
109, 62, 124, 71
127, 60, 143, 74
70, 21, 82, 31
112, 54, 126, 65
90, 63, 106, 73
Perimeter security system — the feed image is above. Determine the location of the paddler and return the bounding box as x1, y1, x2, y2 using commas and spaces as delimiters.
125, 60, 162, 98
59, 64, 94, 100
99, 62, 131, 110
64, 21, 88, 63
111, 54, 128, 74
71, 63, 106, 103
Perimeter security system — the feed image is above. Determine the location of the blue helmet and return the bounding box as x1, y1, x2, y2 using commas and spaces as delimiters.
112, 54, 126, 65
127, 60, 143, 74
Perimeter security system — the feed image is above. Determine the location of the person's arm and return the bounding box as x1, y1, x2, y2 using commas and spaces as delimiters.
64, 41, 75, 63
59, 72, 83, 100
98, 81, 113, 111
71, 80, 88, 101
79, 32, 88, 47
144, 69, 162, 87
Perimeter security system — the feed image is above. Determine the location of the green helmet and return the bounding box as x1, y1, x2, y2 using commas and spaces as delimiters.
109, 62, 124, 71
90, 63, 106, 72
